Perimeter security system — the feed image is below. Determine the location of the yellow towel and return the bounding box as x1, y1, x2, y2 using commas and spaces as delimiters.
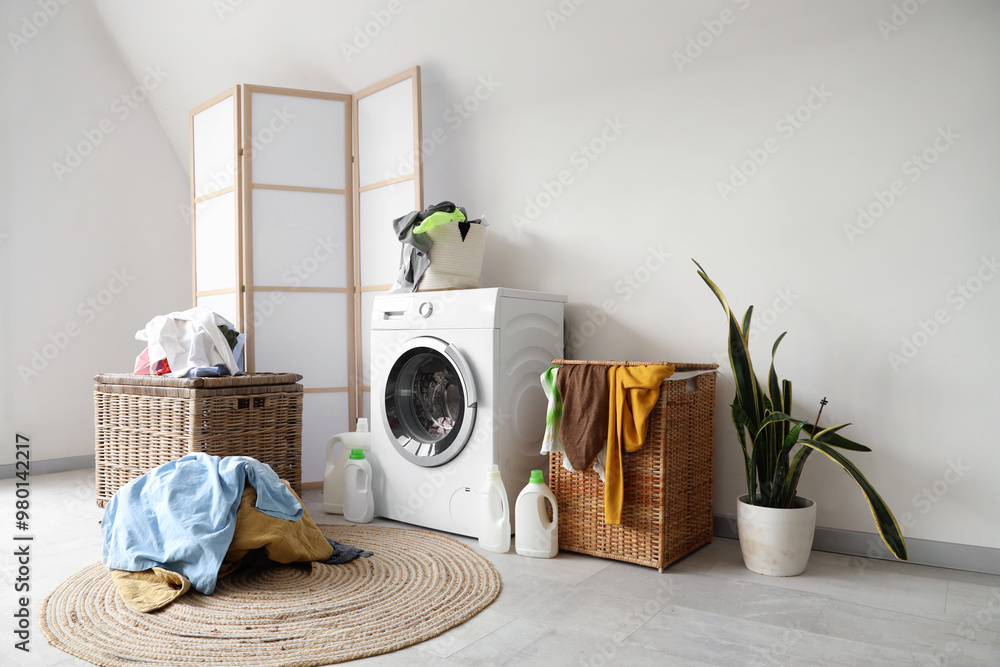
605, 364, 674, 524
111, 567, 191, 613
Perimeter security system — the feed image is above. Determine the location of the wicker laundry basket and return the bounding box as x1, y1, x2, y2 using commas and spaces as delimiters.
94, 372, 303, 507
547, 360, 717, 571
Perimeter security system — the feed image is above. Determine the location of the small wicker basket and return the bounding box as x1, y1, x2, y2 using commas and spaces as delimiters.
94, 372, 303, 507
547, 360, 717, 571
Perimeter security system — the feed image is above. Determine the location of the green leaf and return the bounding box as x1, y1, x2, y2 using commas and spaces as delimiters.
783, 446, 813, 503
798, 439, 908, 560
731, 402, 754, 498
742, 306, 754, 342
805, 423, 871, 452
694, 261, 766, 436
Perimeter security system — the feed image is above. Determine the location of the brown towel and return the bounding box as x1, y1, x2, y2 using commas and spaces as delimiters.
556, 363, 610, 471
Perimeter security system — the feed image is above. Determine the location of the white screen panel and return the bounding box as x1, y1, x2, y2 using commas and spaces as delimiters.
357, 78, 415, 187
360, 289, 388, 387
193, 95, 235, 198
250, 93, 346, 190
251, 189, 347, 288
301, 391, 350, 485
252, 291, 348, 387
196, 294, 239, 328
359, 180, 416, 286
195, 192, 237, 292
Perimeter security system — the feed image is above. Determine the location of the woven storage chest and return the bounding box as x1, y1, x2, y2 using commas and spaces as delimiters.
94, 372, 303, 507
547, 360, 717, 571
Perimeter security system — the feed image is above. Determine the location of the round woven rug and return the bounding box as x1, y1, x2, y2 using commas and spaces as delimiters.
41, 524, 500, 666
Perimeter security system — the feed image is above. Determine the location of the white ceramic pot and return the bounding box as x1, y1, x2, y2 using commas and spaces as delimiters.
736, 494, 817, 577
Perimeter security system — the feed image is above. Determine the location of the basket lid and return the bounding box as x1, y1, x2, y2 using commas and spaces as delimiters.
93, 372, 303, 388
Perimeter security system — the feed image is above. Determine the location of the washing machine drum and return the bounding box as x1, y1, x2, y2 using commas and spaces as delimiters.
383, 337, 477, 467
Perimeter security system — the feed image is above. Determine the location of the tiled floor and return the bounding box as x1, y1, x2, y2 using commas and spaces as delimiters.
3, 469, 999, 666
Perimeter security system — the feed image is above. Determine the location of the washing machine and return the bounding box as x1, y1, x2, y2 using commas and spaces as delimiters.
368, 287, 566, 537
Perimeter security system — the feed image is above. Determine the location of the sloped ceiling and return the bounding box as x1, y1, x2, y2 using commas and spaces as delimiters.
89, 0, 872, 175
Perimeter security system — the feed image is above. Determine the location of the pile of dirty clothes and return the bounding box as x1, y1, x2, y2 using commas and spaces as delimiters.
133, 306, 245, 378
101, 454, 370, 612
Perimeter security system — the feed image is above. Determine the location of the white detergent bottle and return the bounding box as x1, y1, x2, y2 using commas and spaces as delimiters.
478, 464, 511, 553
515, 470, 559, 558
343, 448, 374, 524
324, 418, 369, 514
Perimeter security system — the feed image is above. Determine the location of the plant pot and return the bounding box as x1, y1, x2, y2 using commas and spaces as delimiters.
736, 494, 817, 576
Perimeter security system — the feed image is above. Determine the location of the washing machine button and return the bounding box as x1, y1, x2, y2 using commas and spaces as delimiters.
418, 302, 433, 318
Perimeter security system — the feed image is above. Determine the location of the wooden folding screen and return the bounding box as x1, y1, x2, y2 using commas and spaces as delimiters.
189, 68, 423, 480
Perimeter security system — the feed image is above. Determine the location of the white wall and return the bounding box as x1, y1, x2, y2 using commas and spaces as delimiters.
5, 1, 998, 550
0, 0, 190, 462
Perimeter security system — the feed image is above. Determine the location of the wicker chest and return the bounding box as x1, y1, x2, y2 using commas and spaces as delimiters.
94, 372, 303, 507
547, 361, 717, 572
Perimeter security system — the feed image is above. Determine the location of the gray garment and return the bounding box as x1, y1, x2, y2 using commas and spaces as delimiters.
390, 209, 433, 293
321, 537, 373, 564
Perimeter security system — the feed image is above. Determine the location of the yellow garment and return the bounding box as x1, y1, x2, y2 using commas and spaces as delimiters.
605, 364, 674, 524
111, 567, 191, 613
219, 486, 333, 577
111, 486, 333, 612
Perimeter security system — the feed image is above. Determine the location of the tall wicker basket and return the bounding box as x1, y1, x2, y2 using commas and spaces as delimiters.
547, 360, 717, 571
94, 372, 304, 507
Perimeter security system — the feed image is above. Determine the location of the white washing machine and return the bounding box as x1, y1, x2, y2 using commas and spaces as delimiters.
368, 287, 565, 537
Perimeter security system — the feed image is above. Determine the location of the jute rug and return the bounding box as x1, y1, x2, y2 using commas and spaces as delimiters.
40, 524, 501, 666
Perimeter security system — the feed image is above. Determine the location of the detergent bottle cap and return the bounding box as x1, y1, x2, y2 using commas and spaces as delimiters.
355, 418, 369, 433
349, 448, 366, 460
487, 464, 501, 479
529, 469, 545, 484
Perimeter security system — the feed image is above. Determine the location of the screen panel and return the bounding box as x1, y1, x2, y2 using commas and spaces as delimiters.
251, 189, 348, 289
190, 87, 241, 328
249, 92, 347, 190
357, 77, 415, 187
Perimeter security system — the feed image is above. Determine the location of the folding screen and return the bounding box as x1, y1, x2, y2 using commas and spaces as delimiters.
190, 68, 423, 482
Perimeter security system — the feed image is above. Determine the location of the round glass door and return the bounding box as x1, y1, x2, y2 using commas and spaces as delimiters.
383, 337, 477, 467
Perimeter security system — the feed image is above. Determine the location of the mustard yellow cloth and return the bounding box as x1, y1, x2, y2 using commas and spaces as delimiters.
111, 567, 191, 613
604, 364, 674, 524
112, 486, 333, 612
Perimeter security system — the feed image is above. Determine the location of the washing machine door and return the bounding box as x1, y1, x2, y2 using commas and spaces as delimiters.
382, 336, 478, 467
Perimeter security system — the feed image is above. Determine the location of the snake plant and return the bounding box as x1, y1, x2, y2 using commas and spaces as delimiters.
694, 260, 907, 561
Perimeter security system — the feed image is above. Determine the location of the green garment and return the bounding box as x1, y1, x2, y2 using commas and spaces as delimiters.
413, 208, 466, 234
